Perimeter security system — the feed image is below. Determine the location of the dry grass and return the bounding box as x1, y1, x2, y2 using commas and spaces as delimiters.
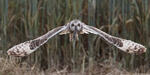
1, 57, 148, 75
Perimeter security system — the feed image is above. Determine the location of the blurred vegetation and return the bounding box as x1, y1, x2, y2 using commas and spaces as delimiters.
0, 0, 150, 73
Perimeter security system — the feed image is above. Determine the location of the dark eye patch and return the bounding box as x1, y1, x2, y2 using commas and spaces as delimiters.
71, 24, 74, 27
77, 24, 80, 26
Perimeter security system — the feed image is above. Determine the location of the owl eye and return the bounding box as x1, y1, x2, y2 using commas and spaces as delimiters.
77, 24, 80, 27
71, 24, 74, 27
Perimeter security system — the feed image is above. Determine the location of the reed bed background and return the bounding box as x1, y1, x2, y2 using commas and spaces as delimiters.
0, 0, 150, 74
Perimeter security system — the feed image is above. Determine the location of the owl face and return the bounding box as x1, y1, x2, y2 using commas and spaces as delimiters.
69, 20, 83, 32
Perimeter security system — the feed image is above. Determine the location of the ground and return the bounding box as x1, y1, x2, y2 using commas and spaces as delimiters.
1, 57, 148, 75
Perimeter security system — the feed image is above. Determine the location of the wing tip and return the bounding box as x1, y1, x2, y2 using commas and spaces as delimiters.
137, 46, 147, 54
126, 45, 147, 54
7, 43, 31, 57
7, 49, 27, 57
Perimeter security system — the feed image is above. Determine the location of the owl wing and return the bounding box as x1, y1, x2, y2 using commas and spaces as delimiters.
82, 24, 146, 54
7, 25, 68, 57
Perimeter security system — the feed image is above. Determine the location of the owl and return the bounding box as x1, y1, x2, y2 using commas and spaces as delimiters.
7, 20, 146, 57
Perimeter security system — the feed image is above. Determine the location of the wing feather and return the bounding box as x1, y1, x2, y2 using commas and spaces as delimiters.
83, 25, 146, 54
7, 25, 68, 57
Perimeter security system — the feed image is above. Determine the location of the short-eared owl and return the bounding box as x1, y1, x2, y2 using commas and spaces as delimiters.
7, 20, 146, 57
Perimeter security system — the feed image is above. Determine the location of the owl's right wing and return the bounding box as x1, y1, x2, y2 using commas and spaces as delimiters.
82, 24, 146, 54
7, 25, 69, 57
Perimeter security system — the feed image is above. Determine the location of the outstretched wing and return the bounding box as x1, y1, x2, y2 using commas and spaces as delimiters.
7, 25, 68, 57
82, 24, 146, 54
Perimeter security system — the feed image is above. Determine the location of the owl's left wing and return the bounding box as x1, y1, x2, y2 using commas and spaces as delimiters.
7, 25, 68, 57
82, 24, 146, 54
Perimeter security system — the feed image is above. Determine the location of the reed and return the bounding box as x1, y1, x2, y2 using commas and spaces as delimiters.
0, 0, 149, 73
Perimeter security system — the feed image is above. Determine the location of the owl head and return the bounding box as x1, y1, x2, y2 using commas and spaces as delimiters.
69, 19, 83, 32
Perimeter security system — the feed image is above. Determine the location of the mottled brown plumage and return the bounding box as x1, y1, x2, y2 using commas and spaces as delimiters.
7, 19, 146, 57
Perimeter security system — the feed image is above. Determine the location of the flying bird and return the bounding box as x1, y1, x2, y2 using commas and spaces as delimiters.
7, 20, 147, 57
